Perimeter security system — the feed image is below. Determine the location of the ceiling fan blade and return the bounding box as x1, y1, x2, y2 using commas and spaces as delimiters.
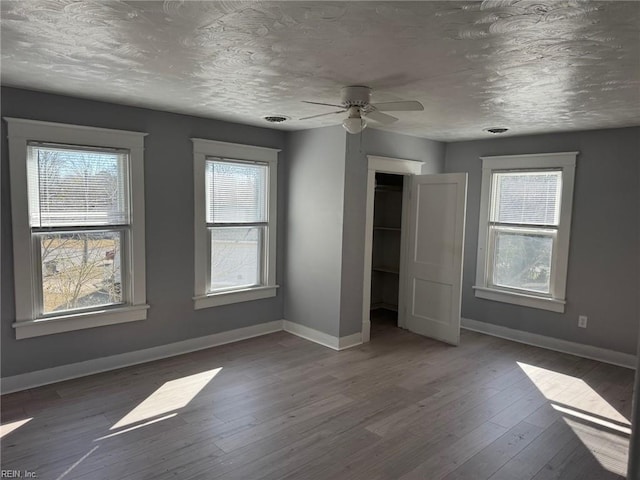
371, 100, 424, 112
301, 100, 345, 108
299, 110, 346, 120
365, 110, 398, 125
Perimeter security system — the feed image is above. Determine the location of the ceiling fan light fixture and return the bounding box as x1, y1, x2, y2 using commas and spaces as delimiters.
342, 106, 367, 134
301, 86, 420, 132
343, 116, 367, 134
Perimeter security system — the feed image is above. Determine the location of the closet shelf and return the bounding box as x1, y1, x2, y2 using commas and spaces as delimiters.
373, 265, 400, 275
373, 226, 401, 232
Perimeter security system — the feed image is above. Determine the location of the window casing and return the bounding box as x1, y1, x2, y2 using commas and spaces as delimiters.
192, 139, 279, 309
6, 118, 148, 338
474, 152, 577, 313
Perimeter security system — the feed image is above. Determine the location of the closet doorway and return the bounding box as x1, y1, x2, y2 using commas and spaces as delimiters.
361, 156, 423, 342
370, 172, 405, 337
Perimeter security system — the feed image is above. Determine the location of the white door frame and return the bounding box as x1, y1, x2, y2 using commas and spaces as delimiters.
362, 155, 424, 343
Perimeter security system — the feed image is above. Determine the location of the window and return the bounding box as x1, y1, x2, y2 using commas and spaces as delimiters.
6, 118, 148, 338
192, 138, 279, 309
207, 160, 267, 291
474, 152, 577, 312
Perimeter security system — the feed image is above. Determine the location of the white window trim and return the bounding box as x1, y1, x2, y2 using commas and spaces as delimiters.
473, 152, 577, 313
5, 118, 148, 339
191, 138, 279, 310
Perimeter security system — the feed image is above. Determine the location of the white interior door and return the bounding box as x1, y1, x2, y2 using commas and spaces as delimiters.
404, 173, 467, 345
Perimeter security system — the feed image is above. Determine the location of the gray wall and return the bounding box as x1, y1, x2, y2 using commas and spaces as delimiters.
1, 87, 286, 378
283, 126, 346, 337
628, 154, 640, 480
339, 129, 445, 336
444, 127, 640, 354
630, 328, 640, 479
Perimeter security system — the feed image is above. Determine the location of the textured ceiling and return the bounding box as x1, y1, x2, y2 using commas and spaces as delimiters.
1, 1, 639, 141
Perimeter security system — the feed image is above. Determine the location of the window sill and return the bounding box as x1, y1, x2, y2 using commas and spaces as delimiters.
12, 304, 149, 339
473, 286, 565, 313
194, 285, 279, 310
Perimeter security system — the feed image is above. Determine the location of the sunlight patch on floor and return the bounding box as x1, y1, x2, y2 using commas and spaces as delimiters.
0, 418, 32, 438
110, 367, 221, 430
551, 404, 631, 435
517, 362, 630, 424
517, 362, 630, 476
563, 416, 629, 476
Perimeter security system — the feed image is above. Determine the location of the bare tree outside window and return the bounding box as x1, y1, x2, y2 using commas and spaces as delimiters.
40, 232, 122, 313
492, 232, 553, 293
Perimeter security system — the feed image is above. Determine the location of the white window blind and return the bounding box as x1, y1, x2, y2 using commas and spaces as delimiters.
491, 171, 562, 226
27, 143, 130, 227
205, 160, 267, 224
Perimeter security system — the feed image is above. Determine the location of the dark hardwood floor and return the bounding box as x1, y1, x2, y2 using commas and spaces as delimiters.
1, 320, 635, 479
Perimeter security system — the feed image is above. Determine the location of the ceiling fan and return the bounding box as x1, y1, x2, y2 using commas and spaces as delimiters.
300, 86, 424, 134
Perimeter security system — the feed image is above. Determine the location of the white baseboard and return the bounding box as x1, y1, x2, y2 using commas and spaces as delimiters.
4, 315, 631, 394
370, 303, 398, 312
1, 320, 284, 394
283, 321, 362, 351
462, 317, 637, 370
1, 319, 366, 394
339, 332, 364, 350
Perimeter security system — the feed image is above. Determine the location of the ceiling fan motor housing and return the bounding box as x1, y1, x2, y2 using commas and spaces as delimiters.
341, 85, 371, 108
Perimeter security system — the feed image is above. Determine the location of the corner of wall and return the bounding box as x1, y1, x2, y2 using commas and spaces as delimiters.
282, 125, 347, 339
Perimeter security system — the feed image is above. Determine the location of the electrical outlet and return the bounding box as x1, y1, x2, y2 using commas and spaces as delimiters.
578, 315, 588, 328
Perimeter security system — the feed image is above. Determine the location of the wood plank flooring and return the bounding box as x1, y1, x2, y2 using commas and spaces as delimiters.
1, 316, 635, 480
